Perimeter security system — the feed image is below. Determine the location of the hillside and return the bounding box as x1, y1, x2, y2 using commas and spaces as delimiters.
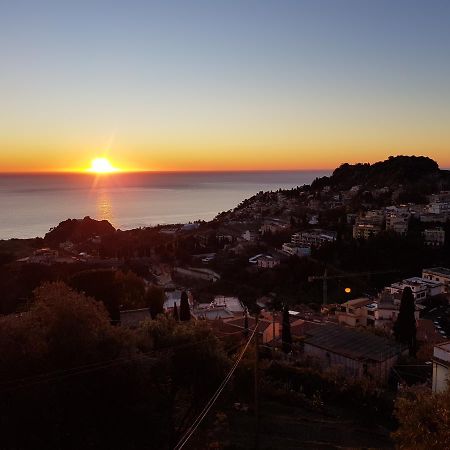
311, 155, 450, 191
44, 216, 115, 245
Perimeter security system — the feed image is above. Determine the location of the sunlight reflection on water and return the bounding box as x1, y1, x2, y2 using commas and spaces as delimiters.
96, 189, 114, 225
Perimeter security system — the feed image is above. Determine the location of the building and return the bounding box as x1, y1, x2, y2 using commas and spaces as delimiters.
210, 316, 279, 344
242, 230, 259, 242
422, 267, 450, 293
432, 342, 450, 393
352, 223, 382, 239
281, 242, 311, 257
428, 201, 450, 215
256, 254, 280, 269
335, 297, 372, 327
212, 296, 245, 315
303, 324, 406, 382
173, 267, 221, 282
387, 277, 444, 303
385, 212, 410, 235
259, 219, 289, 234
27, 248, 59, 265
291, 229, 336, 248
423, 227, 445, 246
365, 291, 420, 331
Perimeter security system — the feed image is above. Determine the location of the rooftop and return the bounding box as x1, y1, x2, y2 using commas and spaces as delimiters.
304, 325, 405, 362
424, 267, 450, 277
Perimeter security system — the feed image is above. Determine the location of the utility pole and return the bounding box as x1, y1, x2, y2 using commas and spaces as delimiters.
272, 310, 276, 359
254, 315, 260, 450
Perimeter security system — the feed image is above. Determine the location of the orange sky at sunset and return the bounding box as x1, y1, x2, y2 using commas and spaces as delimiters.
2, 2, 450, 173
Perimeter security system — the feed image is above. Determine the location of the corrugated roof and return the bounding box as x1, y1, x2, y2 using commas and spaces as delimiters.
304, 324, 405, 362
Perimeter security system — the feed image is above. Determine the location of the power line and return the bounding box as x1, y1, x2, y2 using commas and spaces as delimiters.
173, 325, 258, 450
0, 337, 221, 395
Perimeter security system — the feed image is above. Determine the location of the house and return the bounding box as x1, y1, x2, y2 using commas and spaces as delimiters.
422, 267, 450, 293
428, 201, 450, 215
365, 291, 420, 331
216, 317, 279, 344
291, 229, 336, 248
423, 227, 445, 246
212, 296, 245, 315
352, 223, 382, 239
281, 242, 311, 257
385, 212, 410, 235
192, 306, 235, 320
432, 342, 450, 393
173, 267, 221, 282
26, 248, 59, 265
387, 277, 444, 303
259, 219, 289, 234
242, 230, 259, 242
335, 297, 372, 327
256, 254, 280, 269
303, 324, 406, 382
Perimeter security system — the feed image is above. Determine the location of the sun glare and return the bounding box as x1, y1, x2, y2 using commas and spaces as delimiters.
88, 157, 119, 174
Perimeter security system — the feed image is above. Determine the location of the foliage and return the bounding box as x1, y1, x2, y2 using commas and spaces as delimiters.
0, 282, 229, 449
393, 287, 417, 357
281, 305, 292, 353
44, 216, 115, 245
173, 301, 179, 320
69, 268, 146, 320
147, 284, 165, 319
392, 386, 450, 449
179, 290, 191, 321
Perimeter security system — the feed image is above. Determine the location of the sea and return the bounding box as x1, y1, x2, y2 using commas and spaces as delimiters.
0, 171, 329, 240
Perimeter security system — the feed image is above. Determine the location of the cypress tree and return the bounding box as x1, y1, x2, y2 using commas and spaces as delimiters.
393, 287, 417, 357
173, 301, 179, 321
282, 305, 292, 354
179, 291, 190, 321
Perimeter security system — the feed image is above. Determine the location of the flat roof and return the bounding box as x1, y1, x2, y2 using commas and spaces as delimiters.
304, 325, 405, 362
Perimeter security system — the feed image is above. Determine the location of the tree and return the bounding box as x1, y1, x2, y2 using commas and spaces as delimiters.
281, 305, 292, 354
173, 301, 179, 321
392, 385, 450, 449
179, 291, 190, 321
147, 285, 165, 319
393, 287, 417, 356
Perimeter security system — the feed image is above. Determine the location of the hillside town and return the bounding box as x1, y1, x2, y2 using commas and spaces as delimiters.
2, 156, 450, 448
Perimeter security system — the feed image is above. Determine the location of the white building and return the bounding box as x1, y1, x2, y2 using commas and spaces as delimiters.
422, 267, 450, 293
387, 277, 444, 303
432, 342, 450, 393
365, 294, 420, 331
281, 242, 311, 257
428, 202, 450, 215
291, 229, 336, 248
423, 227, 445, 246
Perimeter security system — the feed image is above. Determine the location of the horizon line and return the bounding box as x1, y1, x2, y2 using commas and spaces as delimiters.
0, 168, 333, 175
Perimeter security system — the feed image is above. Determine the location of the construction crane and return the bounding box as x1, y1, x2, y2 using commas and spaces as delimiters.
308, 268, 401, 305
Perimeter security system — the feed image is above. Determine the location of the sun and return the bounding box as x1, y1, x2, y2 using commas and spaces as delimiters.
88, 157, 119, 173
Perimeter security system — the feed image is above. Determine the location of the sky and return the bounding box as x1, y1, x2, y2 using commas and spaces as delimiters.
1, 0, 450, 172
